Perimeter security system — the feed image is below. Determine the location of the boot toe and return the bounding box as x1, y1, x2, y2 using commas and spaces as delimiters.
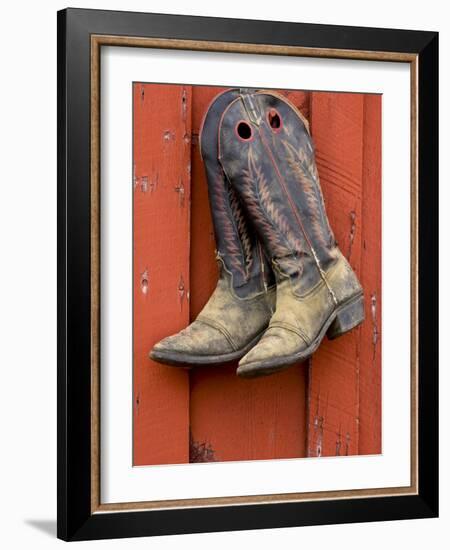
150, 320, 235, 363
237, 326, 307, 377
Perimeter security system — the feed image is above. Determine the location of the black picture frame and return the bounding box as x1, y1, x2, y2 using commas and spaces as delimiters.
57, 7, 438, 541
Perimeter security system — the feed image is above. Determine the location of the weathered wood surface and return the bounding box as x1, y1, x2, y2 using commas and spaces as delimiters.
188, 88, 309, 462
306, 92, 381, 457
133, 84, 191, 465
306, 92, 364, 457
133, 85, 382, 465
358, 94, 382, 455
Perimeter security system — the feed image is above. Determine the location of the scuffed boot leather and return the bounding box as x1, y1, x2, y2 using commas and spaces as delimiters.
150, 89, 275, 367
217, 89, 364, 377
151, 260, 276, 366
236, 251, 363, 377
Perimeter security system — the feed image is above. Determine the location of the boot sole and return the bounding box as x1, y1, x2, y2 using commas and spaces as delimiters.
237, 294, 365, 378
149, 330, 266, 368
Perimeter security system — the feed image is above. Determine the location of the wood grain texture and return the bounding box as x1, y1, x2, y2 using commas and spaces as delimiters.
190, 365, 307, 462
133, 84, 191, 465
92, 35, 417, 63
358, 95, 382, 454
307, 92, 365, 457
132, 85, 382, 465
188, 87, 310, 463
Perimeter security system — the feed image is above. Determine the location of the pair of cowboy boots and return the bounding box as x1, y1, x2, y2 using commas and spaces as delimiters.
150, 88, 364, 378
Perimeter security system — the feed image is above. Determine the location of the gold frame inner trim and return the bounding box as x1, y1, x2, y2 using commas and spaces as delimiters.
90, 34, 419, 514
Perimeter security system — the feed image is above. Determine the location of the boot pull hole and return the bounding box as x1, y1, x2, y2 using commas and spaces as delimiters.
267, 109, 282, 131
236, 121, 253, 141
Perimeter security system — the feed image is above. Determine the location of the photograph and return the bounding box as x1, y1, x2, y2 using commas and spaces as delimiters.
133, 83, 382, 466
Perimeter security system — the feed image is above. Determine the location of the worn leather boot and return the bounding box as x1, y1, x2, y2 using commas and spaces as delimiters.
218, 89, 364, 378
150, 89, 275, 367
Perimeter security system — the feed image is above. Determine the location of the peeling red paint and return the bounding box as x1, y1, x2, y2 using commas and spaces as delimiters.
336, 426, 342, 456
314, 413, 324, 457
347, 210, 356, 260
181, 88, 188, 122
189, 431, 217, 463
371, 292, 379, 363
163, 130, 175, 142
140, 269, 149, 295
178, 275, 186, 311
345, 432, 351, 456
135, 392, 140, 414
174, 180, 185, 207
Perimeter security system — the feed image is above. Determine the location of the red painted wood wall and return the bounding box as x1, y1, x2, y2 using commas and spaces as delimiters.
133, 84, 381, 465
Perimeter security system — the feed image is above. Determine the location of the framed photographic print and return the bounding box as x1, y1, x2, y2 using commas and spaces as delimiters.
57, 8, 438, 541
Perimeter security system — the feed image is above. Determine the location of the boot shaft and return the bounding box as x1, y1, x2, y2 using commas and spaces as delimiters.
199, 88, 274, 297
218, 90, 338, 295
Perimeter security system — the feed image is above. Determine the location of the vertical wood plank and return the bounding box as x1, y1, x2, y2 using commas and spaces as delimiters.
307, 92, 365, 457
190, 366, 307, 462
358, 95, 382, 454
133, 83, 191, 465
189, 87, 309, 463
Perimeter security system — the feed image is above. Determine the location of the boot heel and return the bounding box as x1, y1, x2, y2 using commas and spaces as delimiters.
327, 295, 365, 340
